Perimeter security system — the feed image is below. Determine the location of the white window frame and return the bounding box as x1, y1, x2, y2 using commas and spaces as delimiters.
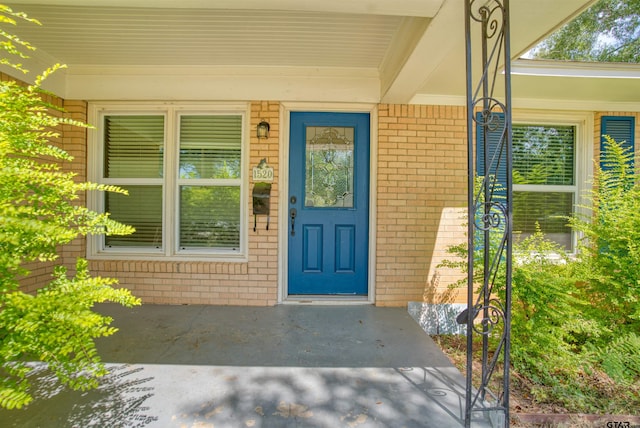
512, 110, 593, 253
87, 102, 250, 261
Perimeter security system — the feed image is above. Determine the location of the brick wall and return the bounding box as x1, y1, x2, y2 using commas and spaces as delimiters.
375, 104, 468, 307
19, 91, 638, 308
59, 100, 89, 276
73, 101, 471, 307
82, 101, 281, 305
373, 108, 640, 307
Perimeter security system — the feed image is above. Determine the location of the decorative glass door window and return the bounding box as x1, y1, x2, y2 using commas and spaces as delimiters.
304, 127, 355, 208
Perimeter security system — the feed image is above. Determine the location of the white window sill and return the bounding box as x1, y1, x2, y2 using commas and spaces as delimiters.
89, 251, 248, 263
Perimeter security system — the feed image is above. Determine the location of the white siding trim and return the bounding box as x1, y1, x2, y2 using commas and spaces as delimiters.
65, 69, 380, 103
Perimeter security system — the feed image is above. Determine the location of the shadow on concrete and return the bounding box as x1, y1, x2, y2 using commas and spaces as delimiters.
0, 304, 489, 427
1, 363, 157, 427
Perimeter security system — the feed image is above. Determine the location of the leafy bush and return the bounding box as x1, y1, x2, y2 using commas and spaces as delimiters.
0, 6, 139, 409
508, 229, 606, 409
511, 230, 593, 361
569, 135, 640, 336
440, 137, 640, 412
601, 333, 640, 384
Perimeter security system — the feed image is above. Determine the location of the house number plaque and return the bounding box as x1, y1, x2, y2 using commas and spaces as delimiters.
252, 158, 274, 182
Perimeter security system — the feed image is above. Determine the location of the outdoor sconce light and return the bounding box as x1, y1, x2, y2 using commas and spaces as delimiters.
257, 120, 270, 139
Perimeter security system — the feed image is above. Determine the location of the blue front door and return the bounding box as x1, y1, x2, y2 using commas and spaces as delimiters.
288, 112, 370, 295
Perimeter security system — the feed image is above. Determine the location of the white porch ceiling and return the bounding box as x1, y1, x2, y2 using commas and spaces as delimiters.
4, 0, 630, 108
4, 6, 406, 68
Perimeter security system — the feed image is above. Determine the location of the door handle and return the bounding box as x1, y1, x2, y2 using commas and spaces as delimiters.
289, 208, 297, 236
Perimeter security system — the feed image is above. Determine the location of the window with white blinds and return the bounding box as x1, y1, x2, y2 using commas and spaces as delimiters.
513, 125, 575, 186
94, 106, 246, 258
512, 124, 577, 251
104, 115, 164, 179
103, 115, 164, 248
178, 115, 242, 249
105, 186, 163, 248
179, 115, 242, 180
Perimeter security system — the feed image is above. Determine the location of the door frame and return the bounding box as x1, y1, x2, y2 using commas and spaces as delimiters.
278, 103, 378, 304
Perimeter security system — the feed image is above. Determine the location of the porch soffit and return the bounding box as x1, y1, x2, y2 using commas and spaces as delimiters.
3, 0, 618, 105
397, 0, 600, 104
4, 0, 445, 17
3, 0, 439, 101
3, 5, 406, 68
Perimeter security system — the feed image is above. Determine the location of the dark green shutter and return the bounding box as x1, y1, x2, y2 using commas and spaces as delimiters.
601, 116, 635, 170
476, 111, 507, 195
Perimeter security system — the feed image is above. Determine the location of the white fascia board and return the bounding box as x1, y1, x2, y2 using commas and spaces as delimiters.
408, 94, 466, 106
63, 66, 380, 103
409, 94, 640, 113
7, 0, 444, 17
513, 59, 640, 79
512, 98, 640, 113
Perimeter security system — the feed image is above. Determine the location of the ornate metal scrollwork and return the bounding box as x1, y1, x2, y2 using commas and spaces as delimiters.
463, 0, 513, 426
475, 201, 506, 231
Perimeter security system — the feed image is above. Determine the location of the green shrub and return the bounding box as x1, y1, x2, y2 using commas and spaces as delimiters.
508, 229, 604, 408
507, 136, 640, 411
569, 135, 640, 337
0, 5, 139, 409
440, 135, 640, 412
600, 333, 640, 384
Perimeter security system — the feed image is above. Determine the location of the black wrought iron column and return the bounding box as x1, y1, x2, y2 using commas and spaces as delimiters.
463, 0, 512, 427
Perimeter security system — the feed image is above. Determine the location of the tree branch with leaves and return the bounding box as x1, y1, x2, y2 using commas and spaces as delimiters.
0, 5, 139, 409
530, 0, 640, 63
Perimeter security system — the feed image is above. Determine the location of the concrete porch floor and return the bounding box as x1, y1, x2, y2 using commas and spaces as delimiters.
1, 304, 493, 427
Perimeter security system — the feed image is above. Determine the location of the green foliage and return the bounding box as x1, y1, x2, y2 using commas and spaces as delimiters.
0, 260, 139, 410
530, 0, 640, 63
0, 5, 38, 73
601, 333, 640, 384
0, 5, 140, 409
509, 229, 603, 407
513, 137, 640, 411
569, 136, 640, 333
441, 137, 640, 412
0, 68, 134, 292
